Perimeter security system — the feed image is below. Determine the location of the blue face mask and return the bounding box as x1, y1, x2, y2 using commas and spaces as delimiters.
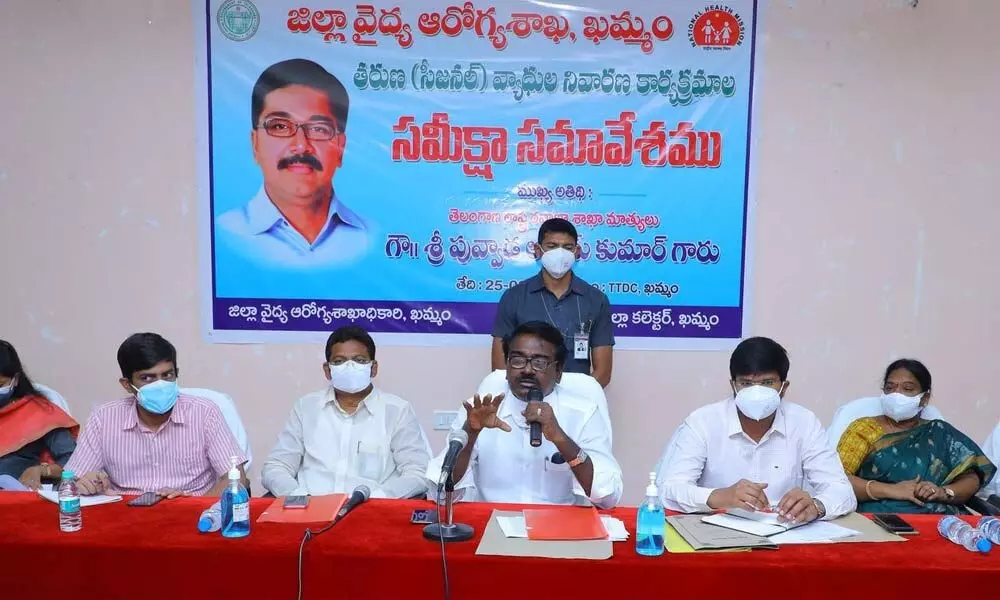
0, 382, 14, 402
133, 379, 179, 414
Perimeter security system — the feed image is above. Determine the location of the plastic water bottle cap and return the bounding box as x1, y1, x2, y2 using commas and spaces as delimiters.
197, 518, 212, 533
61, 470, 75, 480
976, 538, 992, 553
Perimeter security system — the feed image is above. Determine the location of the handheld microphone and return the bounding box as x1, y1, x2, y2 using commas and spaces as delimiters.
527, 387, 543, 448
336, 485, 371, 520
437, 429, 469, 488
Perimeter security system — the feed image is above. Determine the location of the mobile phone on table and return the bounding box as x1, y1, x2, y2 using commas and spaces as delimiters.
411, 508, 439, 525
128, 491, 163, 507
872, 513, 918, 535
283, 495, 310, 509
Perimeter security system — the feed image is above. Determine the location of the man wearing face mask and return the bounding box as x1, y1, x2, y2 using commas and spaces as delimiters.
261, 326, 430, 498
492, 218, 614, 387
67, 333, 248, 497
428, 321, 622, 507
657, 337, 856, 523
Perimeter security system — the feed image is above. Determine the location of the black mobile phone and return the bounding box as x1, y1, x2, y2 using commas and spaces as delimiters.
410, 508, 439, 525
872, 513, 918, 535
283, 495, 310, 509
128, 491, 162, 507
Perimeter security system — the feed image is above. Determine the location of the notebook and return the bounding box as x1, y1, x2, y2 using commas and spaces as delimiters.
256, 494, 346, 524
522, 507, 608, 541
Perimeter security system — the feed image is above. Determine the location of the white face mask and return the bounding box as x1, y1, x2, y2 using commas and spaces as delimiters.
734, 384, 782, 421
880, 392, 925, 422
539, 247, 576, 279
328, 361, 373, 394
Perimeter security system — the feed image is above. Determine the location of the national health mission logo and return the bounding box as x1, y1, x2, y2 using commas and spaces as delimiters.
689, 5, 745, 50
217, 0, 260, 42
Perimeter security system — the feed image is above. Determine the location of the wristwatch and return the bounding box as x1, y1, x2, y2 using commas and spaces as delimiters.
567, 449, 588, 468
944, 487, 956, 502
812, 498, 827, 519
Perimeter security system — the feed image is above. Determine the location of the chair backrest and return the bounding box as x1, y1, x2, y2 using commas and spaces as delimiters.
476, 370, 612, 445
34, 383, 71, 416
826, 396, 946, 451
180, 387, 254, 471
982, 421, 1000, 498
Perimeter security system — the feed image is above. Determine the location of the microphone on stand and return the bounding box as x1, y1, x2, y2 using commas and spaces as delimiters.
437, 429, 469, 489
527, 387, 544, 447
424, 427, 475, 543
336, 485, 371, 521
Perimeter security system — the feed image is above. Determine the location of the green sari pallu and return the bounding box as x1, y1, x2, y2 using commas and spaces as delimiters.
857, 420, 995, 514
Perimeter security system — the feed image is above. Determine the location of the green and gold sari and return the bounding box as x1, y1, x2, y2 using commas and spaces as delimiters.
839, 418, 995, 514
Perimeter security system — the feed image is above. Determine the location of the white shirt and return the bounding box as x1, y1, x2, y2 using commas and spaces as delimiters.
426, 383, 623, 508
262, 387, 430, 499
216, 186, 369, 267
656, 398, 856, 519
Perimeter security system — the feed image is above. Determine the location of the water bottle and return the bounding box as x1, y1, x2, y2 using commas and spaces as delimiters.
636, 472, 665, 556
977, 516, 1000, 544
198, 501, 222, 533
938, 516, 991, 553
58, 470, 82, 533
220, 462, 250, 538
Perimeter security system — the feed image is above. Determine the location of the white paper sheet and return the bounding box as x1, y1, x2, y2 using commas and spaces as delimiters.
38, 490, 123, 506
703, 513, 788, 537
495, 514, 627, 541
768, 521, 860, 544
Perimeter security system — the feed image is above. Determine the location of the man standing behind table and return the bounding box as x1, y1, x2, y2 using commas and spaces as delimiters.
492, 218, 615, 387
67, 333, 248, 497
261, 326, 430, 498
428, 321, 622, 507
657, 337, 857, 523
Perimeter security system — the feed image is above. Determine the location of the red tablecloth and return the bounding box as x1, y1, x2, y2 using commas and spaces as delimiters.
1, 492, 998, 598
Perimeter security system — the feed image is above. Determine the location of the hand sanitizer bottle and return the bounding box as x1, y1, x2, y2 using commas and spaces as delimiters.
636, 471, 664, 556
220, 460, 250, 538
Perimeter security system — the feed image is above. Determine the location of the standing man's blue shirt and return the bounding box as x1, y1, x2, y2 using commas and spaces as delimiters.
216, 186, 368, 268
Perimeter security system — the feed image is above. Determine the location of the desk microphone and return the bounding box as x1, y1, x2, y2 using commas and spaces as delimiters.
336, 485, 371, 520
437, 429, 469, 488
527, 388, 543, 447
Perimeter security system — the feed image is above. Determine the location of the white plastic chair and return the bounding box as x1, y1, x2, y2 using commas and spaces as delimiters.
34, 383, 72, 416
981, 422, 1000, 499
826, 396, 945, 451
475, 370, 612, 445
181, 387, 254, 471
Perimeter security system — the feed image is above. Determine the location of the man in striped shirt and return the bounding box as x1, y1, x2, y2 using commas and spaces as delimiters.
66, 333, 247, 497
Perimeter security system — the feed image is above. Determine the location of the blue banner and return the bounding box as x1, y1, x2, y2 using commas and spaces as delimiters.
195, 0, 760, 347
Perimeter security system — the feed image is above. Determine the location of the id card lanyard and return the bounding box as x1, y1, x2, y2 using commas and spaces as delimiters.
541, 295, 591, 360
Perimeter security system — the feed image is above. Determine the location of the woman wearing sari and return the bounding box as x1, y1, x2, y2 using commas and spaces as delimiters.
837, 359, 996, 514
0, 340, 78, 490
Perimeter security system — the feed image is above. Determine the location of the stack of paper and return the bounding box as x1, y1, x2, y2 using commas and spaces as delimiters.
599, 516, 630, 542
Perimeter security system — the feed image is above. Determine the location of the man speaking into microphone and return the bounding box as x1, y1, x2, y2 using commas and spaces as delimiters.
427, 322, 622, 508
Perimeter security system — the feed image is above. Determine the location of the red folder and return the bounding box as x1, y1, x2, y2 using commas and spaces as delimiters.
256, 494, 346, 524
523, 507, 608, 541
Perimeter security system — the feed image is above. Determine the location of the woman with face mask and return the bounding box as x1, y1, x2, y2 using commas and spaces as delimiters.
0, 340, 78, 490
837, 359, 996, 513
